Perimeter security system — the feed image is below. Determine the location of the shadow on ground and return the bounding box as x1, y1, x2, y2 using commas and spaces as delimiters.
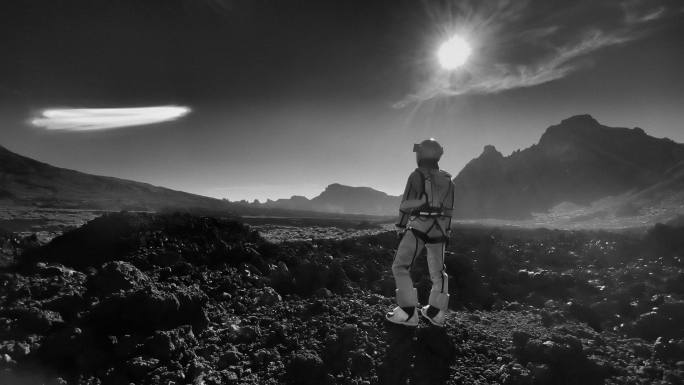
379, 322, 456, 385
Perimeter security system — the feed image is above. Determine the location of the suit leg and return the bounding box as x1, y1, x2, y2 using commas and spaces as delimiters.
391, 230, 423, 307
425, 242, 449, 311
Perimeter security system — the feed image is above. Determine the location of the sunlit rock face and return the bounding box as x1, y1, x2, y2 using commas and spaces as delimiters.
452, 115, 684, 219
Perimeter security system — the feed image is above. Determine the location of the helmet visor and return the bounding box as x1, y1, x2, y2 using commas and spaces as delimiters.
412, 143, 420, 152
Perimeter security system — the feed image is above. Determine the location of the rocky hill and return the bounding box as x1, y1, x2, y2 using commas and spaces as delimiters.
453, 115, 684, 219
0, 144, 232, 212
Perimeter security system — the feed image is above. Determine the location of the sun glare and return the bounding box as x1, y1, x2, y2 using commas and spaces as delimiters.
437, 35, 471, 70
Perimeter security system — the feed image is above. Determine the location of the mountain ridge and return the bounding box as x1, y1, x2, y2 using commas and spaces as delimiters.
3, 114, 684, 225
0, 144, 397, 218
242, 183, 401, 216
0, 144, 232, 212
452, 114, 684, 219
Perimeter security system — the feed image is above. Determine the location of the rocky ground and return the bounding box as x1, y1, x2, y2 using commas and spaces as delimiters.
0, 212, 682, 384
0, 207, 103, 243
250, 223, 393, 243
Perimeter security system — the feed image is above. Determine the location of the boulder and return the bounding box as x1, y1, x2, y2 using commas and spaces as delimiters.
144, 326, 196, 362
226, 324, 260, 344
512, 333, 610, 385
88, 287, 180, 333
126, 356, 160, 380
87, 261, 150, 296
5, 307, 64, 333
217, 350, 244, 369
42, 289, 86, 322
285, 350, 327, 385
256, 286, 282, 306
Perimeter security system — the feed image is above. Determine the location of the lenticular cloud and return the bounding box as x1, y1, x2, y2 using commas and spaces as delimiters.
31, 106, 191, 131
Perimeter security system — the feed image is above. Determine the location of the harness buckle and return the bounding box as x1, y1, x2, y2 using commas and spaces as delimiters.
417, 210, 445, 217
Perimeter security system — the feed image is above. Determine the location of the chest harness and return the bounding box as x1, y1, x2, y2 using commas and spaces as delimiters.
408, 168, 453, 244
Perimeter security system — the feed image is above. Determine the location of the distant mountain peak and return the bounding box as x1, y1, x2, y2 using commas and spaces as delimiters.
248, 182, 400, 215
318, 183, 390, 197
480, 144, 503, 159
539, 114, 604, 147
324, 183, 346, 190
559, 114, 599, 126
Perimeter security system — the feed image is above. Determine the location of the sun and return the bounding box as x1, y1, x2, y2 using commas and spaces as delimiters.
437, 35, 471, 70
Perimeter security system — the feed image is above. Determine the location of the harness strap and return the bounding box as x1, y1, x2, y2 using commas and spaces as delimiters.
410, 228, 448, 244
415, 211, 449, 217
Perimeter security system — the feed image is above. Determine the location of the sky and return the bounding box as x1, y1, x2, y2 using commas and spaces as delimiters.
1, 0, 683, 201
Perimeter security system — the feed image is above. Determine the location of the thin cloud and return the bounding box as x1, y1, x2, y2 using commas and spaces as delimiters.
639, 7, 666, 22
31, 106, 191, 131
395, 0, 677, 108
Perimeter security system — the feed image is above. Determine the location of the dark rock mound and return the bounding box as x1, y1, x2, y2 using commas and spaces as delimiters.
23, 212, 258, 269
88, 284, 208, 333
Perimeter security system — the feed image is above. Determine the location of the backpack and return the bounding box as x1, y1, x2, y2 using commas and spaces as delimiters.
416, 168, 454, 213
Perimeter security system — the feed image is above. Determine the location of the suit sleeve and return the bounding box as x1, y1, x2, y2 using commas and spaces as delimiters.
396, 171, 422, 227
447, 180, 455, 229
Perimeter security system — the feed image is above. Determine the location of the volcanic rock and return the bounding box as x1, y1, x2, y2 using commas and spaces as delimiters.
126, 356, 161, 381
88, 286, 192, 333
285, 350, 327, 385
512, 333, 610, 384
255, 286, 282, 306
4, 306, 64, 333
218, 350, 244, 368
88, 260, 150, 296
350, 351, 373, 377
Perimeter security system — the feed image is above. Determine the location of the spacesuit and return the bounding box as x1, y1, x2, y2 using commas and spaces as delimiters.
386, 139, 455, 327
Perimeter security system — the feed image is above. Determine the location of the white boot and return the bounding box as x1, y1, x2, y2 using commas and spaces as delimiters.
420, 305, 446, 327
385, 306, 419, 327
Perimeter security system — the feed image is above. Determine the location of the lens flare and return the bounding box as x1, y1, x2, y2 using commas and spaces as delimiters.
437, 35, 471, 70
31, 106, 191, 131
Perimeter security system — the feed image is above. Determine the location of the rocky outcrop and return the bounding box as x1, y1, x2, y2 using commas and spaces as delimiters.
452, 115, 684, 218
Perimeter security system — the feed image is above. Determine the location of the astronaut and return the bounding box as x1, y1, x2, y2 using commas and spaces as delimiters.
386, 139, 455, 327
